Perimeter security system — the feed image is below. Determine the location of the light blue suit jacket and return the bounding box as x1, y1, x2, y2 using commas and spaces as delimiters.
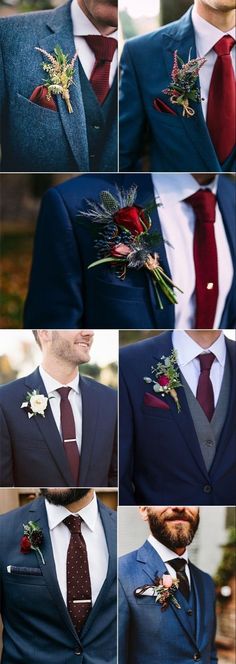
119, 7, 236, 172
119, 540, 218, 664
0, 0, 117, 172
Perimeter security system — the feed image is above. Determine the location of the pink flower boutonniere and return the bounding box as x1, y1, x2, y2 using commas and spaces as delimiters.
163, 49, 206, 117
144, 350, 182, 413
20, 521, 45, 565
135, 574, 181, 611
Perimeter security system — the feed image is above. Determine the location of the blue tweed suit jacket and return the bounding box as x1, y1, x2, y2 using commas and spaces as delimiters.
119, 541, 218, 664
119, 7, 236, 172
0, 497, 117, 664
0, 0, 117, 172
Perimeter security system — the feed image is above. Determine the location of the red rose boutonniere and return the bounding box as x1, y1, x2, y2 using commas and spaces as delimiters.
135, 574, 181, 611
20, 521, 45, 564
79, 186, 183, 310
144, 350, 182, 413
163, 49, 206, 117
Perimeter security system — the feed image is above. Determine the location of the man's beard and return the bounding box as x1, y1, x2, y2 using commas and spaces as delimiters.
147, 508, 200, 549
40, 489, 90, 506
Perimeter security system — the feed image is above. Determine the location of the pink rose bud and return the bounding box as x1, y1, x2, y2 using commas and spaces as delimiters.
158, 375, 170, 387
162, 575, 173, 588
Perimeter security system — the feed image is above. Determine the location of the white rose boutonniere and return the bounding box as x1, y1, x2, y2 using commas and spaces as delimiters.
21, 390, 51, 419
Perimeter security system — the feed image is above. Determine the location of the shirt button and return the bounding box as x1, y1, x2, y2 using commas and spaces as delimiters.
203, 484, 212, 494
205, 439, 214, 447
193, 652, 201, 661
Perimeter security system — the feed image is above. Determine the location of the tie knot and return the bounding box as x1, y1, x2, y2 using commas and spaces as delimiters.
64, 514, 82, 534
167, 558, 187, 573
197, 352, 215, 372
84, 35, 117, 62
57, 386, 71, 401
214, 35, 235, 56
185, 189, 216, 224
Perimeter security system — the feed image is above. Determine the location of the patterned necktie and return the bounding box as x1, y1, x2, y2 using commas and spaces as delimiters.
84, 35, 117, 104
207, 35, 236, 163
64, 514, 92, 633
196, 352, 215, 421
185, 189, 218, 329
57, 387, 80, 484
167, 558, 190, 600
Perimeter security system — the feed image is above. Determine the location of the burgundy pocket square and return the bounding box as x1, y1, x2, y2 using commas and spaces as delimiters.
29, 85, 57, 112
144, 392, 170, 410
153, 98, 177, 116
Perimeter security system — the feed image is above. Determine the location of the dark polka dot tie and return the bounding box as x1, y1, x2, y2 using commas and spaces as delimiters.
167, 558, 190, 600
64, 514, 92, 633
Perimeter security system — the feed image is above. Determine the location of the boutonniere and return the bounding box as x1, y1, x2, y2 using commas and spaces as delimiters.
144, 349, 182, 412
163, 49, 206, 117
21, 390, 51, 419
35, 45, 77, 113
79, 186, 183, 310
20, 521, 45, 565
134, 575, 181, 611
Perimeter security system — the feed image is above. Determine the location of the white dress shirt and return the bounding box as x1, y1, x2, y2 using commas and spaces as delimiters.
45, 493, 109, 606
39, 366, 82, 453
192, 6, 236, 120
71, 0, 118, 85
151, 173, 234, 329
148, 535, 191, 587
172, 330, 226, 407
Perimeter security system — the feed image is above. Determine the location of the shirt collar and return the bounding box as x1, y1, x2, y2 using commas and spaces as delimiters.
172, 330, 226, 368
148, 535, 189, 564
192, 5, 235, 57
151, 173, 218, 208
71, 0, 118, 39
45, 492, 98, 532
39, 365, 80, 396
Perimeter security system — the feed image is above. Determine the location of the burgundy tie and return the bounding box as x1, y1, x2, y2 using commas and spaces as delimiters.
185, 189, 218, 329
64, 515, 92, 633
207, 35, 236, 163
196, 352, 215, 421
84, 35, 117, 104
57, 387, 80, 484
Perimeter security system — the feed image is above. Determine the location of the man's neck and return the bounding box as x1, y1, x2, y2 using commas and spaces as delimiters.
186, 330, 222, 349
67, 489, 94, 513
195, 0, 236, 31
192, 173, 216, 186
41, 360, 78, 385
77, 0, 117, 35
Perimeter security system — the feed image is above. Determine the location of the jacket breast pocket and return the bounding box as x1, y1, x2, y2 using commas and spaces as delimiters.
7, 565, 42, 576
141, 403, 173, 420
15, 92, 61, 126
93, 277, 146, 302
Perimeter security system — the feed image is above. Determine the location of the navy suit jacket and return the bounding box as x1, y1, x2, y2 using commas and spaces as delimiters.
119, 7, 236, 173
24, 174, 236, 329
119, 540, 218, 664
119, 332, 236, 506
0, 0, 117, 172
0, 497, 117, 664
0, 368, 117, 487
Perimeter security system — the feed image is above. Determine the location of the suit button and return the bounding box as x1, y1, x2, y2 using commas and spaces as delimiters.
92, 125, 101, 130
205, 439, 214, 447
187, 609, 193, 615
203, 484, 212, 493
193, 652, 201, 661
75, 650, 82, 655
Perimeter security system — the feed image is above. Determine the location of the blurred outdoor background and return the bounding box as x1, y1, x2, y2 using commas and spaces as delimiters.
119, 506, 236, 664
0, 0, 63, 15
0, 329, 118, 387
120, 329, 236, 345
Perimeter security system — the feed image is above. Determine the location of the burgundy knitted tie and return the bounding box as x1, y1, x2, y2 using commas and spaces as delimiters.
185, 189, 218, 329
84, 35, 117, 104
57, 387, 80, 484
207, 35, 236, 163
64, 514, 92, 633
196, 352, 215, 421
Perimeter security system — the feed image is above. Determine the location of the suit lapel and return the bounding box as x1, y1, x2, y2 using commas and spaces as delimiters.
81, 501, 116, 637
79, 377, 100, 485
37, 1, 89, 171
24, 368, 75, 486
161, 8, 220, 171
209, 338, 236, 477
28, 498, 81, 644
189, 563, 207, 646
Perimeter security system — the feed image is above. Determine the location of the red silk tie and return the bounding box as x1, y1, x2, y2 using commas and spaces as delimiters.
185, 189, 218, 329
57, 387, 80, 484
64, 515, 92, 633
84, 35, 117, 104
207, 35, 236, 163
196, 352, 215, 421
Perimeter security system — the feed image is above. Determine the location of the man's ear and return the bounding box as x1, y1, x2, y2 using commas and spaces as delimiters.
139, 506, 149, 522
38, 329, 52, 346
